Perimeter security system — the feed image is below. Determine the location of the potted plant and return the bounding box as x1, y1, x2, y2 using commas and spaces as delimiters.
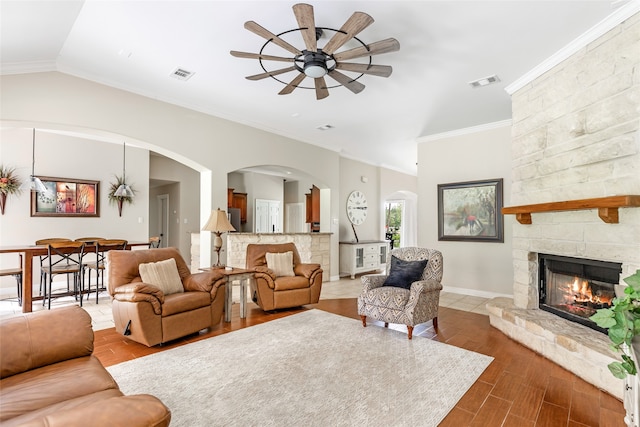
108, 175, 135, 217
590, 269, 640, 378
0, 165, 23, 215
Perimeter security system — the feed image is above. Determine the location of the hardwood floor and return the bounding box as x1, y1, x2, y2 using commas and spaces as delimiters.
94, 299, 626, 427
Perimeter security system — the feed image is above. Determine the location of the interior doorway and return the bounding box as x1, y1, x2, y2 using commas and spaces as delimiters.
157, 194, 169, 248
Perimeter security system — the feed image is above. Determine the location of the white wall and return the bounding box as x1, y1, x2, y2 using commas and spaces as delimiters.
417, 123, 514, 297
0, 128, 149, 289
1, 71, 341, 276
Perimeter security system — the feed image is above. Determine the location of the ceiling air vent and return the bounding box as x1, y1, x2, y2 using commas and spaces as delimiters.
468, 74, 500, 88
170, 68, 195, 81
316, 124, 334, 131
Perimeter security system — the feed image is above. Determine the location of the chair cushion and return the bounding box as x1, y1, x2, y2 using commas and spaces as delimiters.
383, 255, 428, 289
265, 251, 295, 277
138, 258, 184, 295
273, 276, 310, 291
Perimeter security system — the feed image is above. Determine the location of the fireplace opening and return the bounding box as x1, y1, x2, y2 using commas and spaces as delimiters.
538, 254, 622, 333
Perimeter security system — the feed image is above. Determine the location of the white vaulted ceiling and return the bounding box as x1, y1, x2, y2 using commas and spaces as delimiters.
0, 0, 625, 174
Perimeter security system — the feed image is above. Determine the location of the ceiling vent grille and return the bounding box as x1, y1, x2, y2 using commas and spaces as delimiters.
171, 68, 195, 81
316, 124, 334, 131
469, 74, 500, 88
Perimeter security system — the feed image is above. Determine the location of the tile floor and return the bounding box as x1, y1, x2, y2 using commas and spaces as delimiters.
0, 275, 490, 331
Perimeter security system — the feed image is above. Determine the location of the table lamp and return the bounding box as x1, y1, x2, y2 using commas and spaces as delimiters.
202, 208, 236, 267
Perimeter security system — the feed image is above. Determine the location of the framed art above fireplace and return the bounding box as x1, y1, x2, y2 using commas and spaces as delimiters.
437, 178, 503, 242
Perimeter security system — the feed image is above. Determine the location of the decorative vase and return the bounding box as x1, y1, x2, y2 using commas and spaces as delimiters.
117, 198, 123, 217
0, 192, 6, 215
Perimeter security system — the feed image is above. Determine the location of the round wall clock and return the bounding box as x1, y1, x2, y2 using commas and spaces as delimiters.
346, 190, 368, 225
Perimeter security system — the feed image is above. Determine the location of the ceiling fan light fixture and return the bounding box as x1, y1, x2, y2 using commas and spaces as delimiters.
304, 63, 327, 78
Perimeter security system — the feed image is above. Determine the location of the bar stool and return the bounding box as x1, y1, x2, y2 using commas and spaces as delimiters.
0, 254, 23, 306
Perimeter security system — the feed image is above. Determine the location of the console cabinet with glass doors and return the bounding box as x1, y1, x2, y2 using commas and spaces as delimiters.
339, 241, 389, 279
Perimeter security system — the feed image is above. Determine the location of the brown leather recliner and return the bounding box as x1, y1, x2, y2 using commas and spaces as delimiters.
106, 247, 226, 347
246, 242, 323, 311
0, 306, 171, 427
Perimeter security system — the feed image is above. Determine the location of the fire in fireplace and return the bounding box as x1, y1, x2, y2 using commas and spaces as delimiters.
538, 254, 622, 333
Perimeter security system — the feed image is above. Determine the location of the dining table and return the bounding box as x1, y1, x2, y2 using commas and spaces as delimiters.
0, 241, 150, 313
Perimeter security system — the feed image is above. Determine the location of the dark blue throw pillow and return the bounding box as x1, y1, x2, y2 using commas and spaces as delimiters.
383, 256, 428, 289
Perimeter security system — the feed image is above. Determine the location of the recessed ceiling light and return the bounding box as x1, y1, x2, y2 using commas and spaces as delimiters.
171, 68, 195, 81
468, 74, 500, 88
316, 124, 334, 131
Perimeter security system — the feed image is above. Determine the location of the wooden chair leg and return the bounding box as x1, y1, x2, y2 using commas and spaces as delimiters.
360, 315, 367, 327
407, 325, 413, 340
384, 322, 389, 328
433, 316, 438, 329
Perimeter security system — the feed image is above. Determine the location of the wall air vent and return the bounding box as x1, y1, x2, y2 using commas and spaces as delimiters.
171, 68, 195, 81
469, 74, 500, 88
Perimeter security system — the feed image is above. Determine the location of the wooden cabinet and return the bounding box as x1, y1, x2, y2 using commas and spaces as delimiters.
305, 185, 320, 232
228, 189, 247, 224
339, 241, 389, 279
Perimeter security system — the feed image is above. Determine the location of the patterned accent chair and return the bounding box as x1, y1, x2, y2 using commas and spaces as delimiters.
357, 247, 443, 339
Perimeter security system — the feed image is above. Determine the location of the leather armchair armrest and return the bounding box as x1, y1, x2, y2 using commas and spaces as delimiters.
18, 394, 171, 427
294, 263, 321, 279
183, 271, 225, 293
362, 274, 386, 292
254, 266, 276, 281
113, 283, 164, 315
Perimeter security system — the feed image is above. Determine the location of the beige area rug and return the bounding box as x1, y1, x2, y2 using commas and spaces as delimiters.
107, 310, 493, 427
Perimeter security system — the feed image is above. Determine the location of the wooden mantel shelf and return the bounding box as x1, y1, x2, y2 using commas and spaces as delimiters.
502, 195, 640, 224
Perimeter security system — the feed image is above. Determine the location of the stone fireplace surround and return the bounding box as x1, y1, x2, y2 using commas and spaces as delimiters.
487, 9, 640, 400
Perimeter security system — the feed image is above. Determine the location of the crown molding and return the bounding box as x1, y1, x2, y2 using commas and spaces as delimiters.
506, 0, 640, 95
417, 119, 512, 144
0, 60, 57, 75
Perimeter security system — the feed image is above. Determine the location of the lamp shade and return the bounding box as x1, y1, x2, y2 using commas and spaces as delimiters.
202, 208, 236, 233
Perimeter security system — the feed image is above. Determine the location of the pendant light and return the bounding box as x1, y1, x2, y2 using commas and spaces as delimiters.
26, 128, 47, 192
113, 142, 135, 198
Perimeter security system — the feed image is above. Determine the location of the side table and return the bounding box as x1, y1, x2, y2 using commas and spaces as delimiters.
201, 267, 254, 322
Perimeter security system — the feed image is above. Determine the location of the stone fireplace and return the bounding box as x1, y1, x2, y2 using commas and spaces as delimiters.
487, 10, 640, 399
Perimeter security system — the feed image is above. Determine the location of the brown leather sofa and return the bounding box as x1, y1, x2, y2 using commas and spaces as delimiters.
107, 247, 226, 347
0, 305, 171, 427
246, 242, 323, 311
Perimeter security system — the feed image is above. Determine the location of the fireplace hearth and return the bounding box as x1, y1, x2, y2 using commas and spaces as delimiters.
538, 254, 622, 333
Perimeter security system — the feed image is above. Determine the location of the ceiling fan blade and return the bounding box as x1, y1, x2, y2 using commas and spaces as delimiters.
278, 72, 307, 95
244, 21, 302, 56
314, 77, 329, 100
230, 51, 295, 63
327, 70, 365, 94
335, 63, 392, 78
293, 3, 317, 52
333, 38, 400, 62
322, 12, 374, 55
246, 66, 297, 81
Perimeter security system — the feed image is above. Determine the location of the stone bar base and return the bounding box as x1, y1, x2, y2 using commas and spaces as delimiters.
487, 297, 622, 399
227, 233, 331, 281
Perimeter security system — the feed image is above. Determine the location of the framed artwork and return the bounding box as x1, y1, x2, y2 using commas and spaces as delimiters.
438, 178, 503, 242
31, 176, 100, 217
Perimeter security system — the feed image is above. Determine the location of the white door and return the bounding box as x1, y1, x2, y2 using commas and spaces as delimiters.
255, 199, 281, 233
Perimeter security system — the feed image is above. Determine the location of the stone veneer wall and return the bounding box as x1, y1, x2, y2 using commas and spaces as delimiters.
509, 12, 640, 309
227, 233, 331, 281
488, 12, 640, 399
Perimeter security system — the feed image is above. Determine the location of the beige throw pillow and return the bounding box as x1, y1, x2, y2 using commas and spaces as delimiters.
138, 258, 184, 295
265, 251, 295, 277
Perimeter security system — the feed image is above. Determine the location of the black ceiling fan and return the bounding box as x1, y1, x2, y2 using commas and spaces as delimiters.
230, 3, 400, 100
